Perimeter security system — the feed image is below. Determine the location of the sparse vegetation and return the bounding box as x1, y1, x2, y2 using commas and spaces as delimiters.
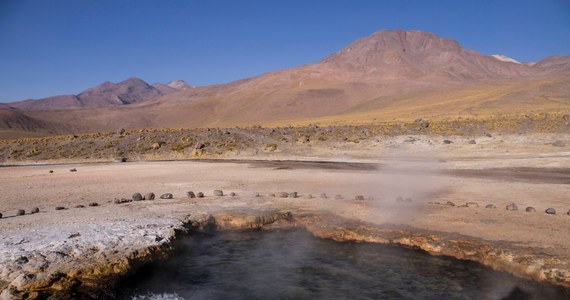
0, 112, 568, 163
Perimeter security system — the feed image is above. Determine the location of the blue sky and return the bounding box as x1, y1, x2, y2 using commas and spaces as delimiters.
1, 0, 569, 102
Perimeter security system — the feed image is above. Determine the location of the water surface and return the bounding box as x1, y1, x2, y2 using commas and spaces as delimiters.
120, 229, 569, 300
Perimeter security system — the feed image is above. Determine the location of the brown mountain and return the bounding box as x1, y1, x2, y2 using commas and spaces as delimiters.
8, 77, 192, 110
2, 30, 569, 138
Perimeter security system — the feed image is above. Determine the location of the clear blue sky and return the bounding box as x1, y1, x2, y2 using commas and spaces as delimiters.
1, 0, 569, 102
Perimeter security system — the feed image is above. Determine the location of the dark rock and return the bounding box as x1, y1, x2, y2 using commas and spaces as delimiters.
16, 256, 28, 264
49, 170, 54, 173
75, 205, 84, 208
506, 203, 518, 211
288, 192, 298, 198
278, 192, 289, 198
117, 128, 126, 135
446, 201, 456, 206
214, 190, 224, 196
0, 212, 2, 219
466, 202, 479, 208
69, 168, 77, 172
195, 142, 205, 150
31, 207, 39, 214
196, 192, 204, 198
132, 193, 143, 201
334, 194, 344, 200
16, 209, 25, 216
160, 193, 173, 199
552, 140, 565, 147
88, 202, 99, 207
443, 140, 453, 144
567, 209, 570, 216
525, 207, 536, 212
320, 193, 328, 199
55, 206, 65, 210
144, 192, 155, 200
355, 195, 365, 201
68, 233, 81, 239
485, 132, 493, 137
114, 198, 131, 204
545, 208, 556, 215
187, 191, 196, 198
468, 140, 476, 144
116, 157, 127, 163
230, 192, 236, 197
485, 204, 497, 209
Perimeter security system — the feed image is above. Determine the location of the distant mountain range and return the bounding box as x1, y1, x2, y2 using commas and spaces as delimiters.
7, 78, 193, 110
1, 30, 569, 138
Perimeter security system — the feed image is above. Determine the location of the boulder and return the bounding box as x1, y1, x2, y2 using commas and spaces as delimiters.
88, 202, 99, 207
49, 170, 54, 173
187, 191, 196, 198
16, 209, 25, 216
214, 190, 224, 196
485, 204, 496, 209
545, 208, 556, 215
355, 195, 365, 201
506, 203, 518, 211
446, 201, 456, 206
144, 192, 155, 200
0, 212, 2, 219
69, 168, 77, 172
288, 192, 298, 198
132, 193, 143, 201
196, 192, 204, 198
75, 205, 84, 208
443, 140, 453, 144
525, 207, 536, 212
114, 198, 131, 204
55, 206, 65, 210
31, 207, 39, 214
160, 193, 173, 199
230, 192, 236, 197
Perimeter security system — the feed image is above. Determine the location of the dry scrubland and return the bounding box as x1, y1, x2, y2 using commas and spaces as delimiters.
1, 113, 568, 164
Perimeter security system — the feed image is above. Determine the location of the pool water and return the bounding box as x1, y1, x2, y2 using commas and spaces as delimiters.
118, 229, 569, 300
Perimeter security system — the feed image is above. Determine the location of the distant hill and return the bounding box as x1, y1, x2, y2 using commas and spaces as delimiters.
1, 30, 569, 138
7, 78, 193, 110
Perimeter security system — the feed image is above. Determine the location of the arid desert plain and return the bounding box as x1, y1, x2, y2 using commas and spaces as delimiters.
0, 129, 569, 298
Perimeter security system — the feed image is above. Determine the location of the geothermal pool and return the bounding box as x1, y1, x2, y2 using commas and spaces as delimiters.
120, 230, 568, 300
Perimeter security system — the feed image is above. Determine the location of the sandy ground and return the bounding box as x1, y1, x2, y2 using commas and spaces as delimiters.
0, 134, 569, 298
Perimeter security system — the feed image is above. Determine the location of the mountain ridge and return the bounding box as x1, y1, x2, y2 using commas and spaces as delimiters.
7, 78, 193, 110
1, 30, 569, 138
